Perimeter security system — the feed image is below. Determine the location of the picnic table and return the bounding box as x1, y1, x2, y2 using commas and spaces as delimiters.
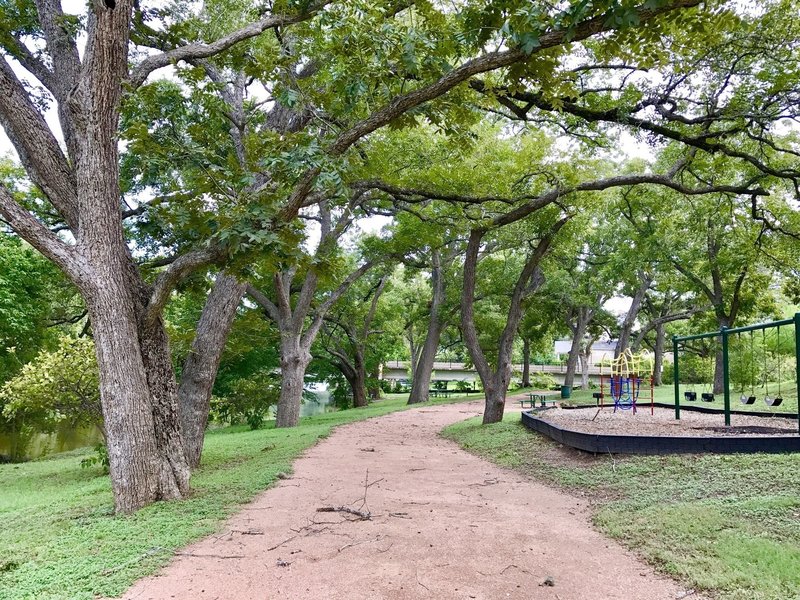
519, 393, 557, 409
429, 389, 454, 398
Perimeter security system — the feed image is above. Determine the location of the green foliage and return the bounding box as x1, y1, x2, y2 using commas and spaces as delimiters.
528, 372, 557, 389
0, 234, 73, 385
80, 444, 109, 472
209, 368, 280, 430
0, 336, 101, 460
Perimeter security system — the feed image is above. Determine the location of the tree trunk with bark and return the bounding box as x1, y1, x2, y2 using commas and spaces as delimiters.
178, 273, 246, 468
409, 251, 446, 404
615, 272, 653, 358
522, 337, 531, 388
579, 339, 593, 390
564, 308, 590, 389
653, 323, 665, 386
276, 346, 311, 428
461, 220, 566, 424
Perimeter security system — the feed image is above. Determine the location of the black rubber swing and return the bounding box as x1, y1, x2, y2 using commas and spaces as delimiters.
763, 327, 783, 407
741, 331, 757, 405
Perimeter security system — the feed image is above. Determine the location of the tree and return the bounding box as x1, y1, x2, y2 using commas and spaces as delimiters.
317, 272, 402, 407
246, 203, 378, 427
620, 179, 776, 393
0, 0, 733, 510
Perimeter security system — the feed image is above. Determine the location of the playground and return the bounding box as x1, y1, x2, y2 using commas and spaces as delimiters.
523, 315, 800, 454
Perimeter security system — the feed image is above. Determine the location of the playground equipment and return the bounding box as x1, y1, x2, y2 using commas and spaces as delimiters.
596, 349, 654, 415
673, 313, 800, 431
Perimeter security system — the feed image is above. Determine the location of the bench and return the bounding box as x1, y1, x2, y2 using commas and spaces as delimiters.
429, 389, 454, 398
519, 393, 557, 409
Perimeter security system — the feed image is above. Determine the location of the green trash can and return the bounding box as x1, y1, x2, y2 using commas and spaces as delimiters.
560, 385, 571, 399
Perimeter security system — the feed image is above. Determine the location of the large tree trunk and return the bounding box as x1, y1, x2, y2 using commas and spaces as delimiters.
178, 273, 246, 468
409, 252, 446, 404
616, 273, 652, 358
461, 222, 564, 425
653, 323, 665, 386
87, 276, 190, 514
276, 334, 312, 427
276, 355, 308, 428
579, 345, 591, 390
482, 382, 506, 424
522, 337, 531, 388
712, 316, 731, 395
564, 310, 589, 388
352, 350, 369, 407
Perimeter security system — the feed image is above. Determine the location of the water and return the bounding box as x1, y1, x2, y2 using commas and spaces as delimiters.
1, 388, 335, 461
0, 423, 103, 461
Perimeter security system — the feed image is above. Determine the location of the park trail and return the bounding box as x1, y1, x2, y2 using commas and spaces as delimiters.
121, 399, 695, 600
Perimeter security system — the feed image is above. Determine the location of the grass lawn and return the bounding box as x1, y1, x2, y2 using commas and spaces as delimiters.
442, 413, 800, 600
0, 393, 480, 600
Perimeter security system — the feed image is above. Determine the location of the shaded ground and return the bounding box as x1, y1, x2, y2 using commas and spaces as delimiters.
122, 400, 694, 600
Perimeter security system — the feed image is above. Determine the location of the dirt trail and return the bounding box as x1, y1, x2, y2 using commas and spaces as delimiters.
122, 400, 691, 600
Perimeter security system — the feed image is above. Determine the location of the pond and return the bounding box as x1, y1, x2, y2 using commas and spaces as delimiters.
0, 423, 103, 462
1, 387, 335, 461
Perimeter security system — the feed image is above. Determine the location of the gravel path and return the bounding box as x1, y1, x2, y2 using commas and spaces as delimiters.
121, 400, 694, 600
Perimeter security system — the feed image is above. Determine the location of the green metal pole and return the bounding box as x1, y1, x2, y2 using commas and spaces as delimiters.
673, 335, 680, 421
795, 313, 800, 435
722, 326, 730, 427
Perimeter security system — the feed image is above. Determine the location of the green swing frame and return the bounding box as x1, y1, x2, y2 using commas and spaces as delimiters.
672, 313, 800, 432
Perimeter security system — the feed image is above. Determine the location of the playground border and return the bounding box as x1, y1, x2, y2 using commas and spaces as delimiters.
520, 408, 800, 455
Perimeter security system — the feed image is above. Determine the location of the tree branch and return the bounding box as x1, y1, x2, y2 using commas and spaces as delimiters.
0, 183, 83, 280
128, 2, 333, 88
144, 246, 224, 325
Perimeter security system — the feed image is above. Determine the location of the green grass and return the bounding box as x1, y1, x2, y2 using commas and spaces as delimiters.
442, 414, 800, 600
564, 383, 798, 417
0, 393, 476, 600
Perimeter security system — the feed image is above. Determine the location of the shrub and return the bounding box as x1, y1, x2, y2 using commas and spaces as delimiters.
0, 336, 102, 460
209, 368, 280, 429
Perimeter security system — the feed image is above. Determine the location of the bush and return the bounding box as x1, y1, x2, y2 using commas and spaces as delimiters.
209, 368, 280, 429
0, 336, 102, 460
455, 380, 473, 392
529, 372, 557, 389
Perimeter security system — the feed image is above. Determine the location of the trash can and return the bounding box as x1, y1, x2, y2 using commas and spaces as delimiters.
560, 385, 571, 399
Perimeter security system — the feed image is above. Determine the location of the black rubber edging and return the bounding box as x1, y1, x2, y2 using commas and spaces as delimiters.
520, 411, 800, 455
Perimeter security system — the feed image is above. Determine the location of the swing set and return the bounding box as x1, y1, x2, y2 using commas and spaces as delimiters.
672, 313, 800, 431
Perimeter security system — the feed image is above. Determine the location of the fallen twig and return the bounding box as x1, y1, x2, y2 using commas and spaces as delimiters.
316, 506, 371, 520
175, 552, 245, 559
267, 535, 298, 552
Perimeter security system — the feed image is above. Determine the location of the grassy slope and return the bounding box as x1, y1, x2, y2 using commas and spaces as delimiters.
442, 414, 800, 600
0, 393, 481, 600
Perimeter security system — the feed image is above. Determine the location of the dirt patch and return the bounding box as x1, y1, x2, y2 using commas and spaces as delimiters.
120, 400, 699, 600
538, 406, 797, 437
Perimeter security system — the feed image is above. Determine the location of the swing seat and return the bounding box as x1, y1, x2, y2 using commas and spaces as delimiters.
740, 395, 756, 405
701, 392, 715, 402
684, 391, 697, 401
765, 396, 783, 407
